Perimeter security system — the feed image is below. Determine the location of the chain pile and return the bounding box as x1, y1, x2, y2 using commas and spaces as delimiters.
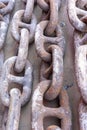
32, 0, 71, 130
67, 0, 87, 129
0, 0, 72, 130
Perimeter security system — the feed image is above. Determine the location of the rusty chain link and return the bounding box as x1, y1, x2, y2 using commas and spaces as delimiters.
67, 0, 87, 129
32, 0, 71, 129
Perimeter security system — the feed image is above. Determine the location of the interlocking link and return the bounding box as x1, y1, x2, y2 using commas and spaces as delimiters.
37, 0, 61, 35
32, 0, 71, 129
40, 45, 64, 100
0, 56, 33, 107
35, 21, 65, 62
32, 80, 71, 130
35, 20, 65, 100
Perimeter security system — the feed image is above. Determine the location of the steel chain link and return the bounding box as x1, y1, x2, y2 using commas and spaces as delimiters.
68, 0, 87, 129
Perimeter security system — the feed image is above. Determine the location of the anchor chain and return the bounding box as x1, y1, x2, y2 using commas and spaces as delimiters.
67, 0, 87, 129
32, 0, 71, 129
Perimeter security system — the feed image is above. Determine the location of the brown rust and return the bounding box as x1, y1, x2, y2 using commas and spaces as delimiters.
0, 56, 33, 107
32, 80, 71, 130
40, 45, 63, 101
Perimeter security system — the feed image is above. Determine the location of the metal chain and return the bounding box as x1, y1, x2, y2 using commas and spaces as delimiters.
0, 0, 15, 129
0, 0, 35, 129
67, 0, 87, 129
32, 0, 71, 129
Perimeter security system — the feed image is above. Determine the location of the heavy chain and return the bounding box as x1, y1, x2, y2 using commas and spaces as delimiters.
32, 0, 71, 130
0, 0, 35, 129
67, 0, 87, 129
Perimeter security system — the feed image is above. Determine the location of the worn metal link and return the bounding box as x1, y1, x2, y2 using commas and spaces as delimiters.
68, 0, 87, 129
40, 45, 64, 101
32, 80, 71, 130
35, 21, 65, 62
0, 56, 33, 107
35, 20, 65, 100
37, 0, 61, 35
11, 10, 37, 43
